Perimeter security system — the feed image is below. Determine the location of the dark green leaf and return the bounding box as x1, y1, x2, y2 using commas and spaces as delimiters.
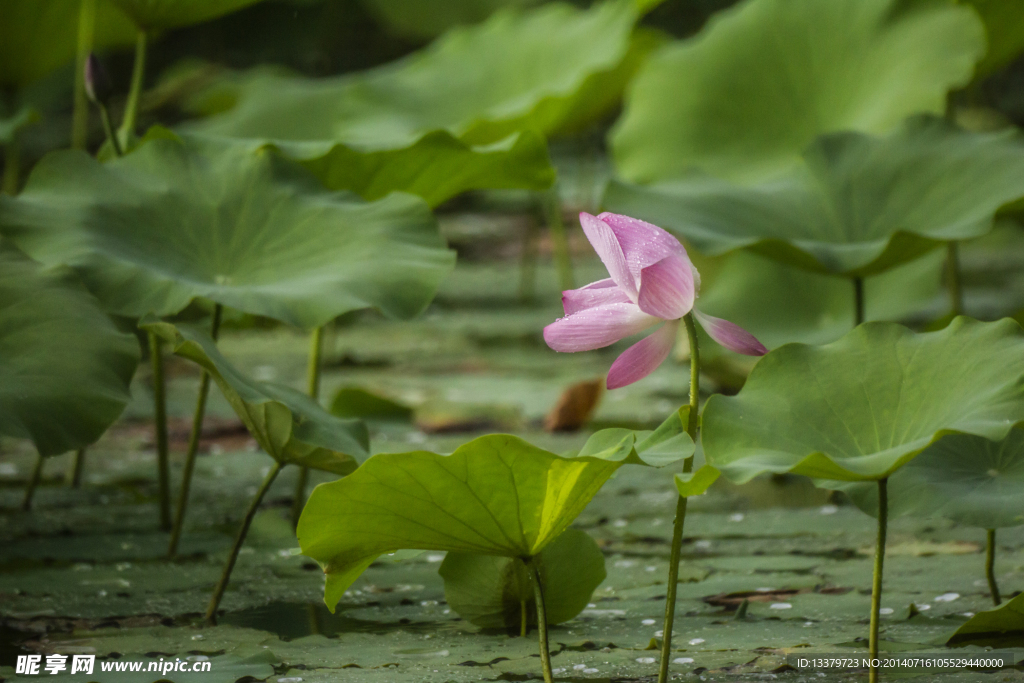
947, 591, 1024, 645
330, 386, 413, 422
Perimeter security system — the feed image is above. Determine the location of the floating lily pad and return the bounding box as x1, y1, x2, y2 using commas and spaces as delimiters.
702, 317, 1024, 483
108, 0, 265, 30
948, 591, 1024, 645
0, 246, 138, 456
439, 528, 606, 629
840, 430, 1024, 529
610, 0, 985, 182
0, 131, 454, 327
143, 319, 368, 473
606, 117, 1024, 277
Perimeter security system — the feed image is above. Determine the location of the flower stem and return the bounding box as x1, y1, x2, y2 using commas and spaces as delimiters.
986, 528, 1001, 606
657, 313, 700, 683
545, 189, 574, 292
291, 325, 323, 528
946, 241, 964, 317
205, 461, 284, 623
97, 103, 122, 157
117, 30, 147, 147
21, 452, 45, 511
67, 448, 86, 488
853, 277, 865, 327
868, 478, 888, 683
150, 331, 171, 530
526, 557, 554, 683
71, 0, 97, 150
168, 304, 223, 556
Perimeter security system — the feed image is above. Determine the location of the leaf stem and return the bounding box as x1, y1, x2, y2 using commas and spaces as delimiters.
98, 103, 122, 157
71, 0, 97, 150
520, 598, 529, 637
22, 452, 45, 511
150, 331, 171, 530
658, 313, 700, 683
868, 477, 888, 683
168, 304, 223, 556
205, 461, 284, 623
526, 557, 554, 683
853, 277, 865, 327
67, 448, 86, 488
986, 528, 1001, 606
292, 325, 323, 528
117, 29, 147, 146
946, 241, 964, 317
545, 189, 574, 292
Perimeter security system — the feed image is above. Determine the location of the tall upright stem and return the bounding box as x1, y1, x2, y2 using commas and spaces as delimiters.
658, 314, 700, 683
545, 189, 574, 292
946, 242, 964, 317
71, 0, 97, 150
868, 478, 888, 683
853, 277, 865, 327
67, 449, 86, 488
2, 137, 20, 195
168, 305, 223, 556
22, 452, 45, 511
205, 461, 284, 623
985, 528, 1001, 606
150, 331, 171, 530
526, 557, 554, 683
117, 30, 147, 146
291, 326, 323, 527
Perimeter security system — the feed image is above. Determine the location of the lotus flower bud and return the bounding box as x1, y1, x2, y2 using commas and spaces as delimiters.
84, 53, 114, 107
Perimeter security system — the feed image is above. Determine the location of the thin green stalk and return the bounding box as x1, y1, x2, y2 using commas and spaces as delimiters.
22, 452, 45, 511
946, 241, 964, 317
205, 461, 284, 623
117, 30, 147, 147
657, 314, 700, 683
67, 449, 86, 488
168, 304, 223, 556
97, 103, 122, 157
526, 557, 554, 683
868, 478, 888, 683
71, 0, 97, 150
291, 326, 324, 528
150, 331, 171, 530
520, 598, 528, 638
986, 528, 1001, 606
545, 189, 575, 292
853, 277, 865, 327
2, 137, 20, 195
518, 218, 540, 303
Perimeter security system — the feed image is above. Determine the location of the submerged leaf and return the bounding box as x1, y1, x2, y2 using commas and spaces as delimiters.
0, 131, 454, 327
0, 246, 138, 455
143, 319, 368, 473
702, 317, 1024, 483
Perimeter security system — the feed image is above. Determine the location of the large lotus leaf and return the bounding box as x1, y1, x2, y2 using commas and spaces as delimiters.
702, 317, 1024, 484
361, 0, 542, 39
605, 117, 1024, 276
143, 319, 367, 474
0, 0, 136, 87
839, 430, 1024, 529
947, 591, 1024, 645
0, 246, 138, 456
956, 0, 1024, 78
107, 0, 265, 30
299, 434, 630, 610
0, 131, 454, 327
576, 406, 695, 467
610, 0, 985, 183
439, 528, 606, 629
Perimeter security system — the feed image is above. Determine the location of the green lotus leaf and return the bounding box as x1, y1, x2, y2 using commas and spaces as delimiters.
610, 0, 985, 183
298, 434, 626, 610
330, 386, 413, 422
956, 0, 1024, 78
182, 0, 656, 204
702, 317, 1024, 483
605, 117, 1024, 277
947, 591, 1024, 645
107, 0, 265, 30
838, 430, 1024, 529
0, 245, 138, 456
576, 407, 694, 467
0, 0, 136, 88
0, 106, 39, 145
439, 528, 605, 629
675, 465, 720, 498
142, 318, 367, 474
0, 131, 454, 327
360, 0, 542, 39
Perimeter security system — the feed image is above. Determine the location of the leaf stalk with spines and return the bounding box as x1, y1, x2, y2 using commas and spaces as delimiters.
526, 557, 554, 683
292, 325, 324, 528
117, 30, 147, 148
658, 312, 699, 683
868, 478, 888, 683
71, 0, 97, 150
168, 304, 223, 556
67, 449, 86, 488
22, 452, 45, 511
150, 332, 171, 530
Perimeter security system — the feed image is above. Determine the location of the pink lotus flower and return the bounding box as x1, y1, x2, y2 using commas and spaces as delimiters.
544, 212, 767, 389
